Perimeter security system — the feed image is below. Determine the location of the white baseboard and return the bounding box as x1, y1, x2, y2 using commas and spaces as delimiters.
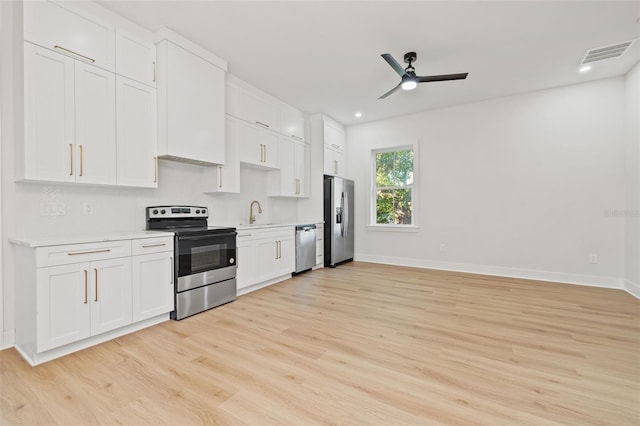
355, 254, 624, 289
624, 279, 640, 299
1, 329, 15, 350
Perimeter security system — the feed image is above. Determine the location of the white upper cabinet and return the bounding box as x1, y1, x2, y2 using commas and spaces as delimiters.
115, 27, 156, 87
227, 77, 279, 130
23, 0, 115, 71
116, 76, 158, 187
74, 61, 117, 185
238, 120, 279, 169
316, 115, 346, 177
156, 32, 227, 166
280, 103, 305, 141
267, 138, 309, 198
21, 42, 75, 183
204, 115, 241, 193
21, 42, 117, 184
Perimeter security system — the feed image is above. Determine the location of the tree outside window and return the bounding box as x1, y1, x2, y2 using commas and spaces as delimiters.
374, 148, 414, 225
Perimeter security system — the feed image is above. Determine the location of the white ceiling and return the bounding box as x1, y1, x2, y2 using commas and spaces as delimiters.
97, 0, 640, 126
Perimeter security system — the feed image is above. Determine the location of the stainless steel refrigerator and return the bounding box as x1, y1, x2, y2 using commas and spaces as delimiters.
324, 175, 354, 267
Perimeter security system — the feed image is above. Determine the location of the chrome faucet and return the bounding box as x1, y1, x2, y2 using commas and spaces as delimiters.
249, 200, 262, 224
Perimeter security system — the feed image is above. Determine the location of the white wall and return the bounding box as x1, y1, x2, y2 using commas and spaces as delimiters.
347, 77, 627, 287
624, 62, 640, 297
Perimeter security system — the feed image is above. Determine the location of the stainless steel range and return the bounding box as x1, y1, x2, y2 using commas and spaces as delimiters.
146, 206, 237, 320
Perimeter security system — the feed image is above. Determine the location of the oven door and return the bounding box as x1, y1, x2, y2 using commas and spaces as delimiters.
176, 231, 237, 291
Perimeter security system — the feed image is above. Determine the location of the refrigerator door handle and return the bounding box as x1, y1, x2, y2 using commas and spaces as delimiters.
343, 191, 348, 238
340, 192, 345, 236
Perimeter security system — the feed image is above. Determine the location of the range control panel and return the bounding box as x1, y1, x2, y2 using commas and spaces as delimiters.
146, 206, 208, 219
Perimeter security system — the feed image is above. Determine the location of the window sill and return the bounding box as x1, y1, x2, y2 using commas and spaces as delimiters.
365, 225, 420, 233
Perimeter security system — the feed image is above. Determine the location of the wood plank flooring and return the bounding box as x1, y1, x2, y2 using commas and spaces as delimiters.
1, 262, 639, 425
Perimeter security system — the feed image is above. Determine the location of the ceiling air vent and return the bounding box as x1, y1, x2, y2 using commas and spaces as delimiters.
581, 40, 634, 64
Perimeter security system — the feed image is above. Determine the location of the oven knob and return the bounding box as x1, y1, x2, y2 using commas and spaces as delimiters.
202, 209, 207, 215
195, 209, 200, 214
160, 209, 166, 214
230, 258, 235, 264
153, 209, 158, 215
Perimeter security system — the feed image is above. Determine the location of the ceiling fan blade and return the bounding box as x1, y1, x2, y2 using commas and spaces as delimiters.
416, 72, 469, 83
381, 53, 407, 77
378, 83, 402, 99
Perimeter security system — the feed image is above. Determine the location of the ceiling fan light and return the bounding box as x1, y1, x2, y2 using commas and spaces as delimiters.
401, 80, 417, 90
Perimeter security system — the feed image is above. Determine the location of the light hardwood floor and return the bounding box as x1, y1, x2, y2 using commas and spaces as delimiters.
1, 262, 639, 425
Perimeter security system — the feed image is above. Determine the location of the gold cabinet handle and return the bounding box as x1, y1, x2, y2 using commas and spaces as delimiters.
79, 145, 84, 176
238, 233, 252, 238
68, 249, 111, 256
218, 165, 223, 188
334, 160, 338, 175
154, 156, 158, 183
83, 270, 88, 304
94, 269, 98, 302
69, 144, 74, 176
142, 242, 166, 248
153, 61, 156, 83
54, 45, 95, 63
264, 145, 267, 163
296, 178, 300, 195
255, 121, 269, 128
275, 241, 278, 259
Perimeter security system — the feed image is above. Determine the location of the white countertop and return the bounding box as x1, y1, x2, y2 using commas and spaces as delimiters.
235, 221, 323, 230
9, 230, 174, 248
9, 222, 325, 248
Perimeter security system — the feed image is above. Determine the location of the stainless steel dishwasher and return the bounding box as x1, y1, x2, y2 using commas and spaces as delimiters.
295, 224, 317, 274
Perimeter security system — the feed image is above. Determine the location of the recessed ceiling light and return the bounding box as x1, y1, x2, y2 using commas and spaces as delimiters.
354, 112, 362, 118
579, 65, 591, 73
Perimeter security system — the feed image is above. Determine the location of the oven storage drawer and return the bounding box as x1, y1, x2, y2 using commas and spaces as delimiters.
36, 240, 132, 267
175, 278, 236, 320
132, 236, 173, 255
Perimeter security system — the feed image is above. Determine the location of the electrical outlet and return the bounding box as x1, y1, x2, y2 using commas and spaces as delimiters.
82, 203, 93, 215
439, 243, 446, 253
588, 254, 598, 264
40, 202, 66, 216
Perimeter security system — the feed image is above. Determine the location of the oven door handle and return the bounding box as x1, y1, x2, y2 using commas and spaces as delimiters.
177, 232, 237, 242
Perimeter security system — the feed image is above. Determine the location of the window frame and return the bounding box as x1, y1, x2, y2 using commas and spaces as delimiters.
369, 142, 419, 231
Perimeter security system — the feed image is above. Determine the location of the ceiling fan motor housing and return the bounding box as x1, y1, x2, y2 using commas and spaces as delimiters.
404, 52, 417, 64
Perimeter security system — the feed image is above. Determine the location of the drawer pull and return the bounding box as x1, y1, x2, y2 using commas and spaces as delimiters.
94, 269, 99, 302
83, 270, 88, 304
142, 243, 166, 248
255, 121, 269, 128
54, 45, 95, 63
67, 249, 111, 256
238, 233, 252, 238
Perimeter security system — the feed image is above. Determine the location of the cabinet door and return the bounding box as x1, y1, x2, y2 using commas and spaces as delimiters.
294, 141, 309, 197
324, 120, 345, 151
132, 252, 173, 322
275, 236, 295, 277
75, 61, 116, 185
333, 149, 345, 177
238, 121, 279, 169
262, 130, 279, 168
115, 28, 156, 86
236, 235, 257, 290
23, 0, 115, 71
280, 103, 305, 140
116, 76, 157, 187
89, 257, 132, 335
243, 90, 279, 130
36, 263, 91, 352
279, 137, 296, 196
23, 42, 75, 183
256, 238, 280, 282
162, 41, 225, 165
205, 115, 240, 193
324, 146, 336, 176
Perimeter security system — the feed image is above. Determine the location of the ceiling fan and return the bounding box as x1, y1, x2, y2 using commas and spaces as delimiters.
379, 52, 469, 99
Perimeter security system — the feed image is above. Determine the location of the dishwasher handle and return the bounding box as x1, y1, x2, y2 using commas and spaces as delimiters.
296, 224, 317, 232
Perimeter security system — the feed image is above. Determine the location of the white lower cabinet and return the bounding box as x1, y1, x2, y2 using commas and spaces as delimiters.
236, 226, 295, 294
36, 257, 131, 352
132, 251, 173, 322
13, 235, 173, 366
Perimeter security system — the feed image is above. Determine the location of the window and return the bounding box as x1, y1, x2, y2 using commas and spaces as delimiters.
372, 146, 416, 226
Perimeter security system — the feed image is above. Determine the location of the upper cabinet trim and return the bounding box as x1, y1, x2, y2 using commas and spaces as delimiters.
154, 27, 227, 71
